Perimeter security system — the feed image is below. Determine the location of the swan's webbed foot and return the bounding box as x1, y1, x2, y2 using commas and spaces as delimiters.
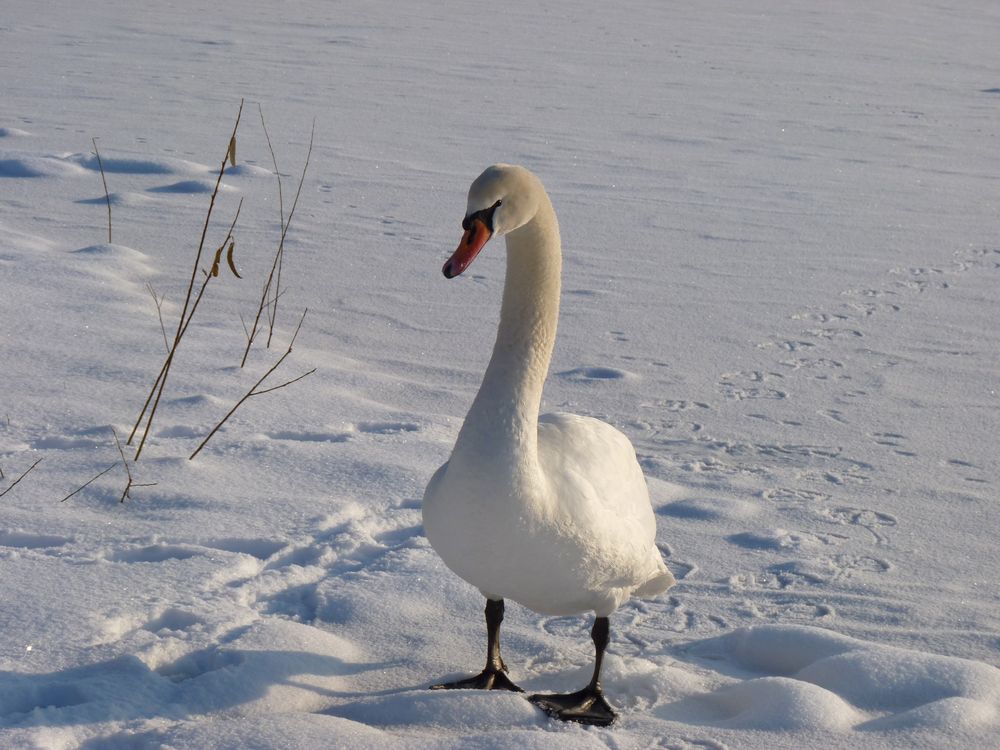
431, 667, 524, 692
432, 598, 523, 692
529, 686, 618, 726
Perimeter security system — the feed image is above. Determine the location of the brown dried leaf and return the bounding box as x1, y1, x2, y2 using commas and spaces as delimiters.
228, 136, 237, 167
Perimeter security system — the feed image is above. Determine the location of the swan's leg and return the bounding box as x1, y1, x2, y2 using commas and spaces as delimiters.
431, 598, 524, 692
528, 616, 617, 726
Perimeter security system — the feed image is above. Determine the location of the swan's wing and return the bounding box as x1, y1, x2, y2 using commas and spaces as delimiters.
537, 412, 670, 596
537, 412, 651, 524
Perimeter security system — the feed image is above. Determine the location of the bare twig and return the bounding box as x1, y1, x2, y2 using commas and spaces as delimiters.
267, 120, 314, 348
0, 465, 4, 480
191, 309, 313, 460
259, 103, 286, 237
145, 283, 170, 353
60, 463, 117, 503
92, 137, 112, 244
113, 428, 156, 502
0, 458, 43, 499
129, 100, 245, 460
240, 116, 314, 366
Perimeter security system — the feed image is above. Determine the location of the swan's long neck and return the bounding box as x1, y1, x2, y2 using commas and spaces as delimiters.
453, 202, 561, 472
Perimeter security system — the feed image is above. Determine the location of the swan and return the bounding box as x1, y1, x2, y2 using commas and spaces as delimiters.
422, 164, 675, 725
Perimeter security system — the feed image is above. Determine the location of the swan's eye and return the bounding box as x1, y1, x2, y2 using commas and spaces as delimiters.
462, 200, 502, 232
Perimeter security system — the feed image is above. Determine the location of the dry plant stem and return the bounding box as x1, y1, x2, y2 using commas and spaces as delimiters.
129, 197, 243, 458
127, 98, 245, 461
146, 283, 170, 352
240, 117, 314, 366
191, 309, 314, 460
268, 121, 315, 348
92, 137, 112, 244
60, 463, 117, 503
0, 458, 43, 499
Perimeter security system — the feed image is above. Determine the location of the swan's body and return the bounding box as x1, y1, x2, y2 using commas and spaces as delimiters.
422, 164, 674, 724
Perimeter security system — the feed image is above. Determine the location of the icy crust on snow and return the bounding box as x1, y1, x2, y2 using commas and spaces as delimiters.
672, 626, 1000, 732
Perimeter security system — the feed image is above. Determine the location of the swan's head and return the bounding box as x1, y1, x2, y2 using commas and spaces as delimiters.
443, 164, 544, 278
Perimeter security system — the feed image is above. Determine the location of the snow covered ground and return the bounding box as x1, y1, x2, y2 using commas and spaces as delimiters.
2, 1, 999, 747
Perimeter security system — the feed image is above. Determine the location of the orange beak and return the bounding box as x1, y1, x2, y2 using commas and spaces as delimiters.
443, 218, 492, 278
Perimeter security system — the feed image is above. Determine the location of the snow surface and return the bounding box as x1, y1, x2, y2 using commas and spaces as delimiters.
2, 1, 999, 748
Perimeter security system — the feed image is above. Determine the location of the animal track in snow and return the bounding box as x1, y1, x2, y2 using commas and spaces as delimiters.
761, 487, 832, 507
660, 496, 760, 522
765, 555, 891, 589
0, 530, 73, 549
107, 544, 204, 564
791, 311, 849, 324
265, 421, 420, 443
819, 506, 897, 544
804, 327, 863, 341
818, 409, 849, 424
778, 357, 845, 372
740, 597, 835, 623
717, 371, 787, 401
143, 608, 205, 634
870, 432, 916, 457
727, 528, 846, 552
266, 430, 353, 443
557, 365, 632, 381
355, 421, 421, 435
757, 340, 817, 353
843, 300, 901, 317
655, 400, 712, 412
944, 458, 990, 485
30, 425, 111, 450
153, 646, 245, 683
203, 537, 287, 560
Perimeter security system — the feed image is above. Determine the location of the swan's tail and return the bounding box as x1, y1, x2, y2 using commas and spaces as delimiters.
634, 556, 676, 598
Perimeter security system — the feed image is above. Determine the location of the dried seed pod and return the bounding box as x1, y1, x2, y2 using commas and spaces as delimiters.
226, 240, 241, 278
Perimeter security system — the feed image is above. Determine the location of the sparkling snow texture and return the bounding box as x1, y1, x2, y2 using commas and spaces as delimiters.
1, 1, 998, 748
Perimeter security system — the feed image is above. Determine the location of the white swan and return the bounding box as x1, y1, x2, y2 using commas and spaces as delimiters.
422, 164, 675, 725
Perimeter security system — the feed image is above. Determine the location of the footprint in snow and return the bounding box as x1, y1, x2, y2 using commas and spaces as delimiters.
0, 530, 73, 549
726, 528, 844, 552
143, 608, 205, 634
107, 544, 204, 564
819, 506, 897, 544
558, 365, 632, 381
202, 537, 287, 560
265, 422, 420, 443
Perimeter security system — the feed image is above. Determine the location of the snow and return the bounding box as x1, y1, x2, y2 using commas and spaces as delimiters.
2, 0, 999, 748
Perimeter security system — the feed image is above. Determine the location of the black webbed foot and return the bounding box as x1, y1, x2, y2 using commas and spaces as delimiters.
529, 686, 618, 726
432, 599, 524, 692
431, 668, 524, 692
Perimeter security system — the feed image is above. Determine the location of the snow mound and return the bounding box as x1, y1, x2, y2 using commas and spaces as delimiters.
0, 152, 86, 178
676, 625, 1000, 732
